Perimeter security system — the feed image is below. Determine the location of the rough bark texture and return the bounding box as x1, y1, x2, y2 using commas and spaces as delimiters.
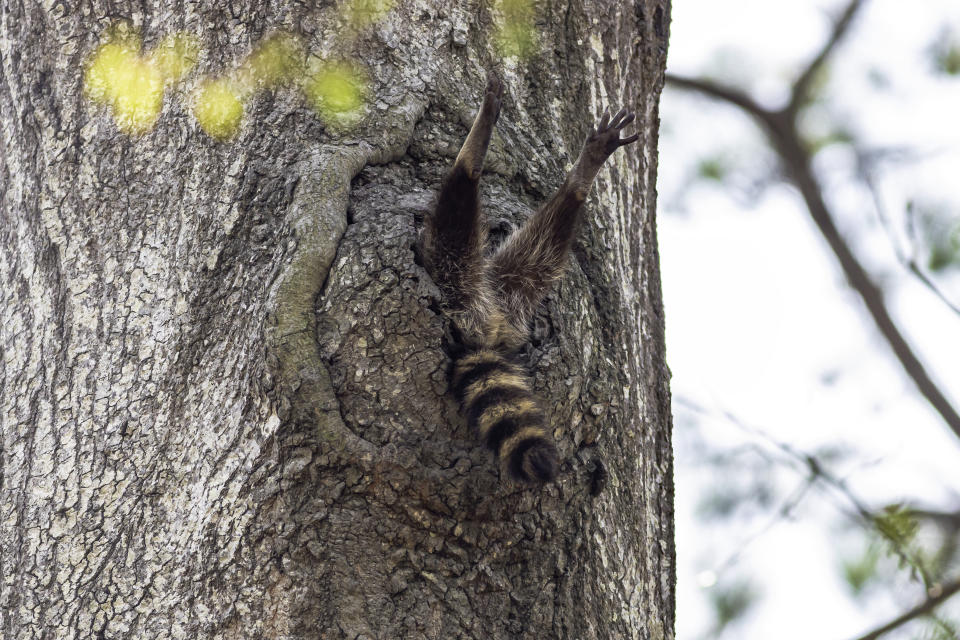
0, 1, 673, 638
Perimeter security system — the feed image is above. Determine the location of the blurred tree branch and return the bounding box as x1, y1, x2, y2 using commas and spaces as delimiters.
909, 508, 960, 529
666, 0, 960, 442
847, 576, 960, 640
789, 0, 866, 113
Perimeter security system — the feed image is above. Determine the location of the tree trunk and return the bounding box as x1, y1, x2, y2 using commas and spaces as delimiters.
0, 1, 673, 638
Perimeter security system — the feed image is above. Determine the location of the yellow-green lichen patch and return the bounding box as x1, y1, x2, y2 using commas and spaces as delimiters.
149, 32, 200, 83
304, 60, 368, 125
85, 40, 138, 103
85, 41, 163, 134
344, 0, 396, 29
236, 32, 304, 93
494, 0, 537, 59
193, 79, 244, 139
84, 25, 199, 134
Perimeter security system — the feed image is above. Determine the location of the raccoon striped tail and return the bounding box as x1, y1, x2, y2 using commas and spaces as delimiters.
451, 349, 559, 483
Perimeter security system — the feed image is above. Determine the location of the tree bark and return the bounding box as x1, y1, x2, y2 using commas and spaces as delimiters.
0, 1, 673, 638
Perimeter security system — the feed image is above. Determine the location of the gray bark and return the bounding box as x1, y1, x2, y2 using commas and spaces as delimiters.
0, 1, 673, 638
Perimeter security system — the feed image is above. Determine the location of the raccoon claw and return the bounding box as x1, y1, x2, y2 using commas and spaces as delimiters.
485, 72, 504, 100
483, 72, 505, 122
583, 106, 639, 162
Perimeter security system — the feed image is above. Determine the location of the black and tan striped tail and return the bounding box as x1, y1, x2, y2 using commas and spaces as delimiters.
451, 349, 559, 483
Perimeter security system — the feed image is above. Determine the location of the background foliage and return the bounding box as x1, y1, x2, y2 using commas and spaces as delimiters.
662, 1, 960, 638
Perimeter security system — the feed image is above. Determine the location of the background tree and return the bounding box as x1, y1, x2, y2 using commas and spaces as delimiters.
662, 0, 960, 638
0, 0, 674, 638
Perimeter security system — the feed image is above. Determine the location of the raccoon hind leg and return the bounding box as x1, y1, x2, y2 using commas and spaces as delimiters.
490, 107, 639, 331
420, 73, 506, 342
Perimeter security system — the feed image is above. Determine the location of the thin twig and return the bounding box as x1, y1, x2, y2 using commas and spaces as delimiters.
847, 577, 960, 640
789, 0, 867, 113
855, 149, 960, 316
710, 477, 817, 577
908, 508, 960, 529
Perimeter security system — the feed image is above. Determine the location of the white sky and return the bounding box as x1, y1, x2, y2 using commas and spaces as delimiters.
661, 1, 960, 638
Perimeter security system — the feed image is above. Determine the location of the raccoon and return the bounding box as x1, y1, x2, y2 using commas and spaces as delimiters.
421, 73, 638, 483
